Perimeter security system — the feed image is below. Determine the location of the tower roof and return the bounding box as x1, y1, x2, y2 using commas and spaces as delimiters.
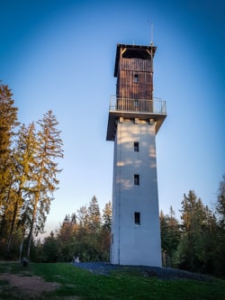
114, 44, 157, 77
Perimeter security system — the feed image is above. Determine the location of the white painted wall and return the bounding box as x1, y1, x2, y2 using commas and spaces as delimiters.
110, 118, 162, 267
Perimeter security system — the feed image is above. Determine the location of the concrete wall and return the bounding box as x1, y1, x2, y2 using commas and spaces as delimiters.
110, 118, 162, 267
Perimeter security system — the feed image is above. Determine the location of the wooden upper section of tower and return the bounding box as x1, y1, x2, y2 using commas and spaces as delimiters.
114, 44, 156, 101
106, 43, 167, 141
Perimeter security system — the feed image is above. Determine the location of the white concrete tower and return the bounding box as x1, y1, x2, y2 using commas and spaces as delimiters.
106, 43, 166, 267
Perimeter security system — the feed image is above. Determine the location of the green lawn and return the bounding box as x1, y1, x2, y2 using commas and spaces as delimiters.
0, 262, 225, 299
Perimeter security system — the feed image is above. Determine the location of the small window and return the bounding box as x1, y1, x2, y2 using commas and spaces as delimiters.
134, 174, 140, 185
134, 142, 139, 152
134, 74, 139, 83
134, 212, 141, 225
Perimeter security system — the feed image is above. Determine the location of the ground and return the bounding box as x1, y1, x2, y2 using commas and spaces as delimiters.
0, 262, 212, 299
0, 272, 59, 296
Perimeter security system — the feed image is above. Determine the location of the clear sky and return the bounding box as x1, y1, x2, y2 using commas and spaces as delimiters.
1, 0, 225, 235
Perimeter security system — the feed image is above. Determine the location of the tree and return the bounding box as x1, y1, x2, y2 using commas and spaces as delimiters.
87, 196, 101, 232
216, 174, 225, 225
177, 191, 202, 270
0, 83, 19, 240
56, 200, 111, 262
0, 83, 19, 166
160, 206, 181, 267
42, 231, 60, 262
214, 174, 225, 276
5, 123, 37, 257
100, 201, 112, 261
176, 190, 216, 273
195, 205, 217, 274
26, 110, 63, 259
102, 201, 112, 231
77, 205, 89, 229
75, 197, 102, 261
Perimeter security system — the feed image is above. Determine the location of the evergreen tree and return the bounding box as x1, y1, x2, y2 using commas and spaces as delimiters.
6, 123, 37, 256
42, 231, 61, 262
87, 196, 101, 232
71, 213, 77, 225
100, 201, 112, 261
214, 174, 225, 276
177, 190, 213, 272
26, 110, 63, 259
77, 205, 89, 229
196, 205, 217, 274
0, 83, 19, 238
160, 206, 181, 267
102, 201, 112, 231
216, 174, 225, 225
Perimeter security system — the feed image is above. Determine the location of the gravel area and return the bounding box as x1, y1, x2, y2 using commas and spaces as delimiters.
73, 262, 212, 281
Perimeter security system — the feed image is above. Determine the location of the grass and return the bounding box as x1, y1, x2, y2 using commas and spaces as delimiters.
0, 262, 225, 299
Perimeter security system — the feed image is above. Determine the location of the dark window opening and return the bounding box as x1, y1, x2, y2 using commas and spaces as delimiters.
122, 49, 151, 59
134, 74, 139, 83
134, 212, 141, 225
134, 142, 139, 152
134, 174, 140, 185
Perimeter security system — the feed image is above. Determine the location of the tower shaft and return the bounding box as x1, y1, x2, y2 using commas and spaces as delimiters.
106, 44, 166, 266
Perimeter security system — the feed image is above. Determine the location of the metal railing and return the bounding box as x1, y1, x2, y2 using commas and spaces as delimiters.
109, 96, 166, 114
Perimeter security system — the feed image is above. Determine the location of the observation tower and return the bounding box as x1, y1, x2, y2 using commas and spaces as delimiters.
106, 43, 166, 266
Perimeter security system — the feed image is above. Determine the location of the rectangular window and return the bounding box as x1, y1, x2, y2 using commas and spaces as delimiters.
134, 74, 139, 83
134, 212, 141, 225
134, 174, 140, 185
134, 142, 139, 152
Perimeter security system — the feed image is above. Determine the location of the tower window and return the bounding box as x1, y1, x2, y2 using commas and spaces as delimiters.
134, 142, 139, 152
134, 174, 140, 185
134, 74, 139, 83
134, 212, 141, 225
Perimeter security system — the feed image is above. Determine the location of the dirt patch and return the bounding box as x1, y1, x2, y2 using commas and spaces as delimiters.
0, 273, 59, 296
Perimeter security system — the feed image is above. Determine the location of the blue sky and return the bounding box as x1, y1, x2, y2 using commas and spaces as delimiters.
1, 0, 225, 234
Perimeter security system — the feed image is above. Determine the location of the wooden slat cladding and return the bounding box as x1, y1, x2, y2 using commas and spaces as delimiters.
115, 46, 154, 113
107, 44, 166, 140
116, 48, 153, 101
118, 70, 153, 99
120, 57, 151, 72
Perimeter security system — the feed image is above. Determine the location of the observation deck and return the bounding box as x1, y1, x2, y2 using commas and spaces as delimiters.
106, 96, 167, 141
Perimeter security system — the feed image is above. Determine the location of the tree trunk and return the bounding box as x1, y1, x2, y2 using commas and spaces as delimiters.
26, 194, 38, 259
6, 200, 19, 256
